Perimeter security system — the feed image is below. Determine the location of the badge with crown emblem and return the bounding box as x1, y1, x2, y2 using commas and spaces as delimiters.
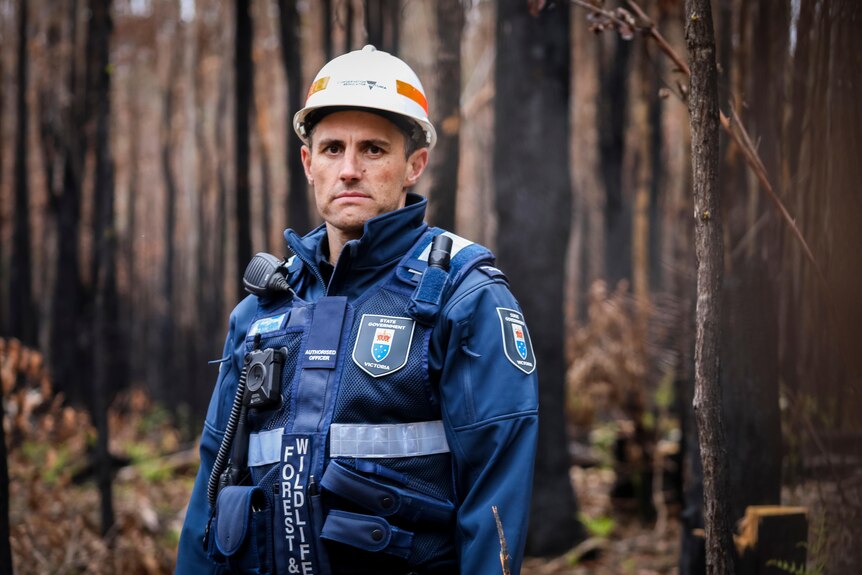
353, 314, 415, 377
497, 308, 536, 374
372, 328, 395, 361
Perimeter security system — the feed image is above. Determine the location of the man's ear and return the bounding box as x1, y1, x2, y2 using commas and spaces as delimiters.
404, 148, 429, 188
301, 145, 313, 182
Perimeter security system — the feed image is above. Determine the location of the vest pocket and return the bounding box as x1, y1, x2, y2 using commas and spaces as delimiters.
208, 485, 272, 574
321, 460, 455, 525
320, 510, 414, 559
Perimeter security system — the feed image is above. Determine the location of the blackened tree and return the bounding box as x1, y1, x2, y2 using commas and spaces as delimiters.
159, 14, 181, 407
426, 0, 463, 231
89, 0, 117, 537
365, 0, 399, 55
494, 0, 586, 555
277, 0, 311, 233
11, 0, 36, 345
49, 0, 87, 404
597, 28, 632, 287
235, 0, 253, 293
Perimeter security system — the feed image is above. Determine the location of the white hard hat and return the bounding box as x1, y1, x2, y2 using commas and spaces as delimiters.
293, 45, 437, 149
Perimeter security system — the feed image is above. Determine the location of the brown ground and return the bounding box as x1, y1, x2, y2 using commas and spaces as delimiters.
7, 389, 682, 574
523, 467, 680, 575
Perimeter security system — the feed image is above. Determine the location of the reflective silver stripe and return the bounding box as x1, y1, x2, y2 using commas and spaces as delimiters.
247, 427, 284, 467
329, 421, 450, 458
417, 232, 473, 261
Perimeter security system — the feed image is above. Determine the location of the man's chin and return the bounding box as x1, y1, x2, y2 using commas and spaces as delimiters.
325, 215, 371, 238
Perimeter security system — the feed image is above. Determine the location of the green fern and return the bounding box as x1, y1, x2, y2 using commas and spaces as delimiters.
766, 559, 807, 575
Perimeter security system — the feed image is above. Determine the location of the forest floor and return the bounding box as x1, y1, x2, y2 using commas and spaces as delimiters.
522, 467, 680, 575
7, 387, 683, 575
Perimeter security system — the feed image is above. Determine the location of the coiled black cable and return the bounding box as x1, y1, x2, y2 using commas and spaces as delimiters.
207, 361, 249, 507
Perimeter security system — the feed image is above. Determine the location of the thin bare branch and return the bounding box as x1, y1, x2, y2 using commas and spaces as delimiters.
570, 0, 830, 305
625, 0, 690, 76
722, 105, 828, 291
492, 506, 511, 575
571, 0, 625, 26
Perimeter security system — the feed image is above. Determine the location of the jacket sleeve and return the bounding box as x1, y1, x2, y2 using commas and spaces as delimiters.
175, 296, 258, 575
431, 270, 539, 575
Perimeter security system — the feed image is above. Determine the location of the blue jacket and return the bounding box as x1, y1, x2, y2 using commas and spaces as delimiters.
176, 194, 539, 574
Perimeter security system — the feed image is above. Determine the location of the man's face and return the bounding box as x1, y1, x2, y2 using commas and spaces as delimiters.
301, 110, 429, 240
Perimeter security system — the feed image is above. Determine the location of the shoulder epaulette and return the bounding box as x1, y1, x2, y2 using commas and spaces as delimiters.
398, 228, 495, 325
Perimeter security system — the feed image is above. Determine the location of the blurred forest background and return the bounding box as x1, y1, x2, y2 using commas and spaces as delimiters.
1, 0, 860, 573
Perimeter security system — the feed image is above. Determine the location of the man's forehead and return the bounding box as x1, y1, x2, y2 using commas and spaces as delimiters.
311, 109, 403, 141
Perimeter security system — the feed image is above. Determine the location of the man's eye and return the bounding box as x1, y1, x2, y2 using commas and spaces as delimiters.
325, 144, 341, 154
368, 145, 383, 155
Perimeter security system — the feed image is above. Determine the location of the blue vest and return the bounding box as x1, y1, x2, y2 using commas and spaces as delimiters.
206, 229, 494, 575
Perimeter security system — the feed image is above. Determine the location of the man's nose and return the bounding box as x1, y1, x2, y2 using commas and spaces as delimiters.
339, 150, 362, 182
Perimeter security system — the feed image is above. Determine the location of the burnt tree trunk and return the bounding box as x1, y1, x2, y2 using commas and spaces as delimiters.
495, 0, 586, 555
426, 0, 463, 231
684, 0, 735, 573
365, 0, 399, 54
124, 59, 141, 390
345, 0, 354, 52
50, 0, 87, 404
11, 0, 36, 345
257, 110, 273, 249
0, 13, 5, 336
322, 0, 333, 61
90, 0, 116, 537
277, 0, 311, 233
193, 18, 217, 424
37, 9, 65, 352
597, 30, 632, 288
720, 0, 785, 528
160, 28, 181, 404
214, 39, 230, 338
236, 0, 253, 292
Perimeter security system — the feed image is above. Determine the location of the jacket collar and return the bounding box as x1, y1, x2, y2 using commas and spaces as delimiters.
284, 192, 429, 273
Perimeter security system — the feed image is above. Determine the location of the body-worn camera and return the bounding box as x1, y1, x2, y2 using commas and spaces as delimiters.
244, 347, 286, 410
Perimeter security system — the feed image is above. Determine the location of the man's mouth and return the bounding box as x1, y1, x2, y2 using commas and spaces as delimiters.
334, 191, 371, 200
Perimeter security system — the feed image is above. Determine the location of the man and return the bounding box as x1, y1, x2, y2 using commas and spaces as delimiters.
177, 45, 538, 575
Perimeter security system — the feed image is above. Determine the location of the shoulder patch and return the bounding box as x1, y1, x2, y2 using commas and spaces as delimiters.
496, 308, 536, 374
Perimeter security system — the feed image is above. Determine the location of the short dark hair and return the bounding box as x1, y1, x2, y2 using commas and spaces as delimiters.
304, 107, 427, 159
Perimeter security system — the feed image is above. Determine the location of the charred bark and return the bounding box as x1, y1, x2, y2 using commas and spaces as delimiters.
11, 0, 36, 345
89, 0, 116, 537
0, 13, 5, 336
193, 16, 218, 424
426, 0, 463, 231
277, 0, 311, 233
345, 0, 354, 52
684, 0, 735, 573
236, 0, 253, 293
495, 0, 585, 555
214, 37, 230, 336
597, 31, 632, 288
322, 0, 333, 61
160, 27, 181, 405
365, 0, 399, 55
49, 0, 87, 404
721, 0, 785, 528
124, 58, 141, 389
